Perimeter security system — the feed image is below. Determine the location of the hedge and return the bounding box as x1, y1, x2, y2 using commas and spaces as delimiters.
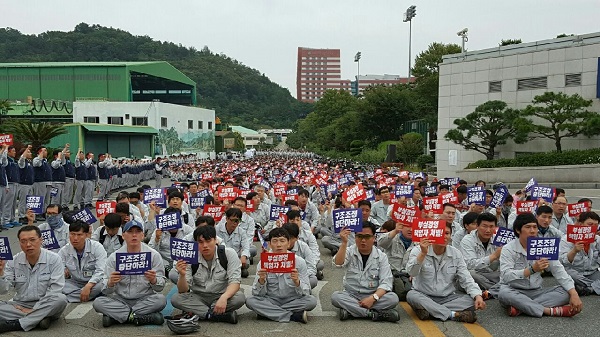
466, 148, 600, 169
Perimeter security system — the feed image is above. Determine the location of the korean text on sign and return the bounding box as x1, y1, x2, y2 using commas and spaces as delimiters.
116, 252, 152, 275
467, 190, 486, 206
0, 237, 13, 260
170, 238, 198, 264
156, 212, 182, 231
144, 188, 165, 204
492, 227, 516, 247
526, 237, 560, 260
260, 252, 296, 273
96, 201, 116, 217
0, 134, 13, 146
489, 186, 509, 208
394, 185, 414, 198
411, 219, 446, 244
269, 205, 290, 221
332, 208, 363, 233
203, 205, 225, 221
189, 197, 206, 209
391, 204, 421, 225
342, 183, 366, 203
530, 185, 553, 203
72, 208, 97, 225
566, 225, 598, 244
422, 197, 443, 214
567, 202, 591, 218
26, 195, 44, 214
41, 230, 60, 250
516, 200, 537, 215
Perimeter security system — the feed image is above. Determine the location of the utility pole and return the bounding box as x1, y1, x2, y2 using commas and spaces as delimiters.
403, 5, 417, 79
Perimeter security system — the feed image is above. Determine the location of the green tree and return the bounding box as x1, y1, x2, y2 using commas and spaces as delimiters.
397, 132, 425, 164
158, 127, 184, 155
3, 120, 67, 150
523, 92, 599, 152
445, 100, 530, 160
412, 42, 462, 125
232, 132, 245, 151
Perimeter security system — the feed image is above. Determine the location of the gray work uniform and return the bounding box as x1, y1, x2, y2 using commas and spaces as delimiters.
171, 246, 245, 318
301, 200, 320, 231
0, 249, 68, 331
321, 211, 355, 253
331, 244, 399, 318
498, 238, 574, 317
538, 225, 563, 238
91, 226, 124, 256
216, 222, 252, 259
552, 214, 573, 234
290, 239, 318, 288
38, 221, 69, 252
559, 234, 600, 294
92, 244, 167, 323
97, 157, 113, 200
58, 239, 107, 302
370, 200, 392, 225
245, 253, 317, 322
217, 213, 257, 259
73, 158, 90, 207
377, 231, 416, 299
50, 156, 66, 205
249, 202, 269, 228
406, 245, 482, 321
460, 230, 500, 290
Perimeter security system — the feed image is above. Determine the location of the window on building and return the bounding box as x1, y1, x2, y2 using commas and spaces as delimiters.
132, 117, 148, 126
84, 116, 99, 123
161, 117, 168, 128
489, 81, 502, 93
208, 121, 213, 130
565, 73, 582, 87
198, 121, 203, 129
188, 120, 194, 129
517, 76, 547, 90
108, 117, 123, 125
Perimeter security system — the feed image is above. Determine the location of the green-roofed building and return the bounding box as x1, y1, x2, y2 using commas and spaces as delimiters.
0, 61, 196, 106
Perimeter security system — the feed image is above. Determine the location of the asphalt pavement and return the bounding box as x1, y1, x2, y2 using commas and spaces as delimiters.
1, 179, 599, 337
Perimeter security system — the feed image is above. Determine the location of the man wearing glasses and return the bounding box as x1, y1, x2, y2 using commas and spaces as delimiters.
331, 221, 400, 322
0, 225, 68, 332
460, 213, 501, 295
216, 208, 252, 278
551, 196, 573, 234
217, 197, 257, 266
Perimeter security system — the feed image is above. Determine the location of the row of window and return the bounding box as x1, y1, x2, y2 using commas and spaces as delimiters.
82, 116, 213, 130
186, 120, 213, 130
488, 73, 582, 93
1, 74, 122, 81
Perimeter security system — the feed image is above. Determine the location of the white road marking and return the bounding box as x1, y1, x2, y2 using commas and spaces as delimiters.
65, 302, 94, 320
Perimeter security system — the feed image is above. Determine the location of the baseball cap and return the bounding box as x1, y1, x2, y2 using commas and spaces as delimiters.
123, 220, 144, 232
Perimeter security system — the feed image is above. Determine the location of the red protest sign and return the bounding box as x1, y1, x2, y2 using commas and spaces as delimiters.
342, 183, 366, 203
411, 219, 446, 244
439, 193, 458, 205
0, 134, 13, 146
201, 172, 212, 181
278, 213, 288, 224
260, 252, 296, 273
566, 225, 598, 244
273, 183, 287, 198
516, 200, 537, 215
391, 203, 421, 225
314, 176, 328, 186
217, 186, 239, 202
567, 202, 591, 218
203, 205, 226, 221
246, 199, 255, 212
96, 201, 116, 217
422, 196, 443, 214
284, 194, 298, 202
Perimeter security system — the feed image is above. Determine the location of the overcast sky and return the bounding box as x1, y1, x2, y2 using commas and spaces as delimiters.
4, 0, 600, 97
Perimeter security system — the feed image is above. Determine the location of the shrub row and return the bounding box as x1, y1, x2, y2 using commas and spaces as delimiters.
466, 148, 600, 169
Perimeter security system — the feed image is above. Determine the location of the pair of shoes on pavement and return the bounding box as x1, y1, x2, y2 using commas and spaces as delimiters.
338, 308, 400, 322
103, 313, 164, 327
207, 310, 238, 324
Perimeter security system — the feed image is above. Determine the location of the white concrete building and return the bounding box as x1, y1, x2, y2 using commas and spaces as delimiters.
230, 125, 270, 148
437, 32, 600, 178
73, 101, 215, 157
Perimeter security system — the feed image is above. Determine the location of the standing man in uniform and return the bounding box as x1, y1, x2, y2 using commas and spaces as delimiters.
17, 146, 34, 225
3, 145, 22, 228
84, 152, 97, 209
32, 147, 53, 216
73, 149, 89, 210
155, 157, 165, 188
97, 153, 114, 202
62, 146, 76, 211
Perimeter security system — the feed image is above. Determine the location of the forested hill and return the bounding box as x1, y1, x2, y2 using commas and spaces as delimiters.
0, 23, 313, 129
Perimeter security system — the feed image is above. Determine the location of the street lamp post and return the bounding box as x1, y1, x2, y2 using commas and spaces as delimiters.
354, 51, 361, 96
403, 5, 417, 79
457, 28, 469, 53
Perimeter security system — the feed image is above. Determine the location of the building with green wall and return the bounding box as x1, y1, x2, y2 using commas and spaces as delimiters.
0, 61, 197, 106
48, 123, 158, 158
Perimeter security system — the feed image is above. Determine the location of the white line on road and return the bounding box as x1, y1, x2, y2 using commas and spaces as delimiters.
65, 302, 94, 320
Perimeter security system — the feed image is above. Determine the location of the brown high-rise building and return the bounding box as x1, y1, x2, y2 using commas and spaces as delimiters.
296, 47, 342, 103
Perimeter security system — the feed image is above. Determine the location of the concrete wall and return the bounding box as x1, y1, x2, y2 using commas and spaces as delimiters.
457, 164, 600, 186
437, 33, 600, 178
